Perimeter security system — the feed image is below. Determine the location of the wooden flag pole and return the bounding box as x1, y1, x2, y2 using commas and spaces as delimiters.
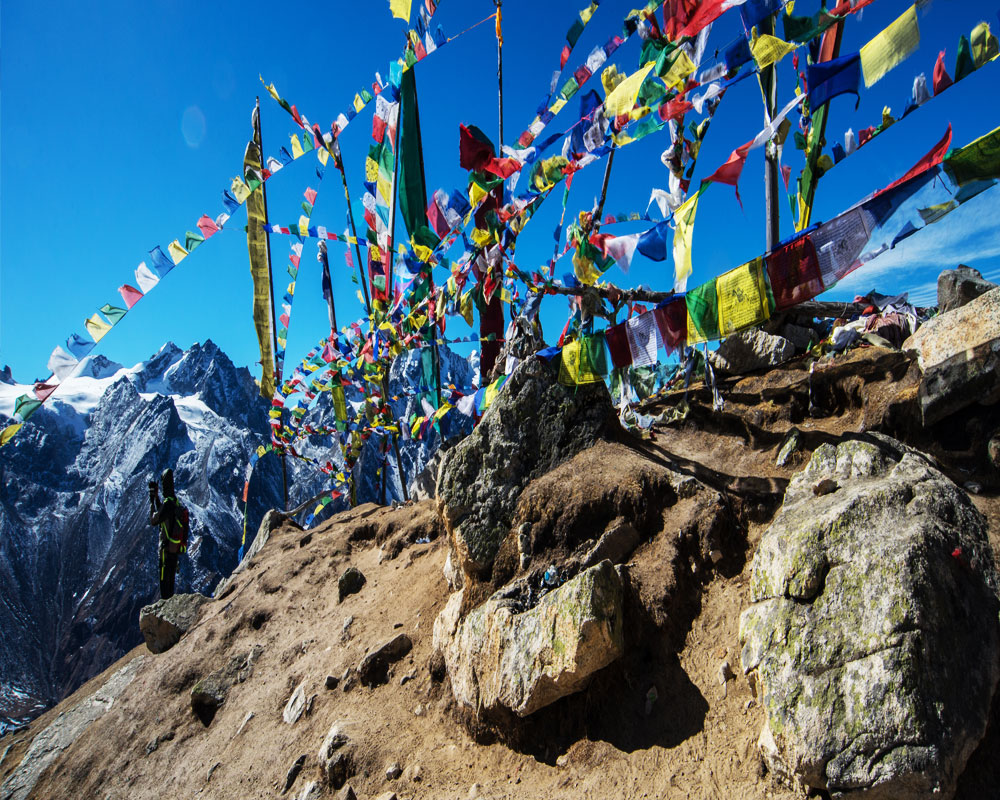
759, 15, 781, 252
254, 97, 289, 509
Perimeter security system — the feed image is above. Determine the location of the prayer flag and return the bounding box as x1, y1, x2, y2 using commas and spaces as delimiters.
637, 220, 671, 262
197, 214, 220, 239
765, 234, 824, 310
135, 262, 159, 293
944, 125, 1000, 186
85, 313, 112, 343
672, 192, 699, 292
812, 208, 872, 287
33, 381, 57, 402
47, 346, 78, 381
66, 332, 95, 359
399, 67, 430, 241
605, 233, 640, 273
955, 35, 975, 82
149, 246, 174, 278
245, 136, 276, 399
808, 53, 861, 110
0, 423, 23, 447
626, 312, 661, 367
971, 22, 999, 67
860, 5, 919, 88
716, 259, 770, 336
705, 141, 752, 207
933, 50, 953, 94
167, 240, 189, 264
686, 278, 719, 344
389, 0, 411, 22
751, 34, 797, 69
604, 62, 655, 118
605, 322, 632, 368
879, 124, 951, 196
14, 395, 42, 422
653, 297, 687, 356
99, 304, 127, 325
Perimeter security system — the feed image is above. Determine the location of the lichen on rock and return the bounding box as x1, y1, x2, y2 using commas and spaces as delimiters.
740, 434, 1000, 799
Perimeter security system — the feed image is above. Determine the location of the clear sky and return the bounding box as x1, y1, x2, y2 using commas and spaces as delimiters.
2, 0, 1000, 385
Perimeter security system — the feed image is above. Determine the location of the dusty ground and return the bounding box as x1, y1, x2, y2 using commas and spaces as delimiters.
2, 345, 997, 800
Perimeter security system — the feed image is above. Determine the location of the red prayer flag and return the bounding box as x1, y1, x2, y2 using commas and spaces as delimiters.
933, 50, 954, 95
33, 381, 58, 402
605, 323, 632, 368
765, 235, 824, 310
653, 298, 687, 356
118, 284, 144, 309
705, 140, 752, 208
196, 214, 220, 239
304, 187, 318, 205
459, 124, 496, 172
877, 124, 952, 197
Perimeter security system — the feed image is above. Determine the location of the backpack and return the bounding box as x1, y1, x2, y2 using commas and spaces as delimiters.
162, 498, 190, 554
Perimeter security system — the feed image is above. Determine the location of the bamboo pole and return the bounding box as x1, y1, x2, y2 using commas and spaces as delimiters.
759, 15, 780, 252
254, 97, 289, 509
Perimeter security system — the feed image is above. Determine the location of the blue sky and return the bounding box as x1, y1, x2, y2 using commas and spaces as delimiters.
2, 0, 1000, 384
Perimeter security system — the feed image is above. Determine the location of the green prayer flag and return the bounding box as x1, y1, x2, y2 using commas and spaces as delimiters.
184, 230, 205, 251
686, 278, 719, 343
398, 67, 431, 242
955, 34, 976, 82
14, 394, 42, 422
99, 304, 127, 325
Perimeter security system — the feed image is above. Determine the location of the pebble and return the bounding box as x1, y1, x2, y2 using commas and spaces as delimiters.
325, 675, 339, 690
385, 762, 403, 780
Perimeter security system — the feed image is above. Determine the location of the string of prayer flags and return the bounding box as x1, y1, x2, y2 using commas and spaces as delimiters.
716, 258, 770, 336
860, 5, 920, 88
765, 234, 824, 310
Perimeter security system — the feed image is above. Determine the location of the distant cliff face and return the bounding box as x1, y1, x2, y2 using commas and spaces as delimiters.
0, 342, 287, 733
0, 341, 479, 734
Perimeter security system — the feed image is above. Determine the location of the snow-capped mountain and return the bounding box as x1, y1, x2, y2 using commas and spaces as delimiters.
0, 342, 289, 734
0, 341, 480, 734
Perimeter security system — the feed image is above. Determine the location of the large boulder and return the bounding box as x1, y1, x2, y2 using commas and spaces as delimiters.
437, 355, 618, 579
434, 560, 624, 716
708, 328, 796, 375
903, 286, 1000, 425
138, 593, 210, 654
937, 265, 998, 313
739, 435, 1000, 799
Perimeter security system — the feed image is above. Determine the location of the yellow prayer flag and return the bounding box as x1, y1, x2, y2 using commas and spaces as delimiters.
1, 423, 23, 447
290, 134, 305, 159
751, 34, 797, 69
558, 339, 602, 386
550, 98, 567, 115
317, 146, 329, 166
413, 243, 434, 262
972, 22, 999, 67
460, 291, 475, 326
605, 62, 655, 118
298, 216, 310, 236
388, 0, 411, 22
663, 50, 696, 91
601, 64, 624, 96
377, 173, 393, 205
85, 313, 112, 342
716, 259, 770, 336
353, 94, 365, 113
365, 157, 379, 183
672, 192, 699, 293
433, 403, 453, 421
264, 81, 281, 103
167, 240, 189, 264
231, 178, 251, 204
469, 179, 490, 209
470, 228, 492, 247
573, 249, 602, 286
859, 5, 919, 88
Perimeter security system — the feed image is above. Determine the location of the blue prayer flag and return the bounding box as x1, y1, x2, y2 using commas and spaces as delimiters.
808, 53, 861, 110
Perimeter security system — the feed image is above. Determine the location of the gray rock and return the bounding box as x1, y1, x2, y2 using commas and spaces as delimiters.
408, 447, 447, 501
214, 509, 296, 598
385, 761, 402, 780
325, 749, 354, 789
779, 322, 817, 352
437, 355, 617, 578
739, 435, 1000, 798
283, 682, 307, 724
903, 286, 1000, 425
294, 781, 322, 800
282, 754, 306, 794
434, 560, 624, 716
358, 633, 413, 687
338, 567, 366, 602
138, 593, 210, 654
190, 646, 262, 725
318, 720, 350, 764
582, 522, 641, 567
937, 265, 998, 313
708, 328, 796, 375
334, 786, 357, 800
775, 428, 801, 468
0, 657, 143, 800
324, 674, 339, 690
